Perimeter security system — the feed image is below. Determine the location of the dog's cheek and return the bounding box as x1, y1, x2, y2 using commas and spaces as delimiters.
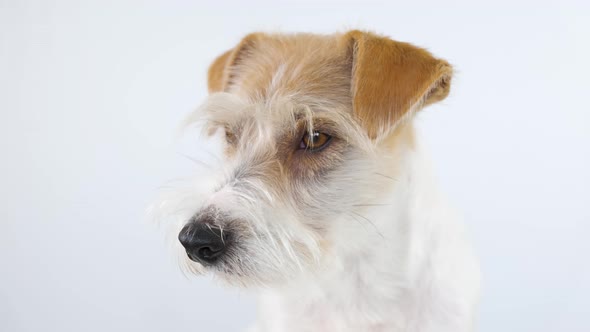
287, 150, 352, 221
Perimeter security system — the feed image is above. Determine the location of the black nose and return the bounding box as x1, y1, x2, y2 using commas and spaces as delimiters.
178, 222, 229, 265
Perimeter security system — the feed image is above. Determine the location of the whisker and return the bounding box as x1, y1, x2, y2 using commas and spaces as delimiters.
177, 152, 214, 169
200, 148, 222, 164
374, 172, 397, 181
349, 211, 385, 239
347, 213, 370, 233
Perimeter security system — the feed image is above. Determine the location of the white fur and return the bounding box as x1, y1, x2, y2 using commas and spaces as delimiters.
154, 92, 480, 331
253, 147, 480, 332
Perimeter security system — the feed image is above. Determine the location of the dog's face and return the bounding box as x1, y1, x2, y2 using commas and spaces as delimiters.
166, 31, 452, 287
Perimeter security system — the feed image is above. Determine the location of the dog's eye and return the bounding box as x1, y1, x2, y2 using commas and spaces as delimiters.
299, 131, 332, 151
225, 129, 237, 145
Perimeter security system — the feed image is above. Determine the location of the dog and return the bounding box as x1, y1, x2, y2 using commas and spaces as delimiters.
158, 30, 480, 332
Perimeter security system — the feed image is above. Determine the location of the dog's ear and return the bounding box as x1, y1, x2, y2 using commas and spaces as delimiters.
345, 30, 453, 138
207, 33, 264, 93
207, 49, 233, 93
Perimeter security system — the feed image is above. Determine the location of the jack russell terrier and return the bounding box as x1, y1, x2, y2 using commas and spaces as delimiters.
158, 30, 480, 332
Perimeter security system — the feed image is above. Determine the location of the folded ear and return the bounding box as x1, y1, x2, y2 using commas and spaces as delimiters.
345, 30, 453, 138
207, 33, 264, 93
207, 49, 232, 93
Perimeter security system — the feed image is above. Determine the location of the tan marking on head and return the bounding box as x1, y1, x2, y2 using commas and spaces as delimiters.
206, 33, 353, 109
380, 121, 416, 152
207, 49, 232, 93
206, 30, 452, 143
207, 33, 267, 93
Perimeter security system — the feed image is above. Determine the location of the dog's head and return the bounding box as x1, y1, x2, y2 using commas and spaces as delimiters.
166, 31, 452, 287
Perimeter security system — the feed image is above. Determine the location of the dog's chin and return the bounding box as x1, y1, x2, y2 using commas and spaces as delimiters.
179, 255, 207, 276
180, 252, 314, 288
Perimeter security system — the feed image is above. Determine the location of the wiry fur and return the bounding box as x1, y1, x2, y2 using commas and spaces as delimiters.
153, 30, 480, 332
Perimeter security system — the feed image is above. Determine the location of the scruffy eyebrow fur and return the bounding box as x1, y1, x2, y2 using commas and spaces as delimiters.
189, 92, 373, 153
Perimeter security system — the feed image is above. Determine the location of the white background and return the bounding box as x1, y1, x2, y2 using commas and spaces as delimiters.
1, 1, 589, 331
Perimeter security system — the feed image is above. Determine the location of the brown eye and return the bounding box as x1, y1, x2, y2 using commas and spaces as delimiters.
299, 131, 332, 151
225, 128, 236, 144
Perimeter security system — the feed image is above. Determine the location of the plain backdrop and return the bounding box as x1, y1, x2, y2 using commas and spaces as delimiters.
1, 1, 589, 331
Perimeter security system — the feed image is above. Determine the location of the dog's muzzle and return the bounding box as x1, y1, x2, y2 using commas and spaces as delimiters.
178, 220, 230, 265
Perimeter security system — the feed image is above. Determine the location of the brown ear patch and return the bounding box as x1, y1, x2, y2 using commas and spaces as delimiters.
207, 49, 232, 93
345, 30, 453, 138
207, 33, 265, 93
